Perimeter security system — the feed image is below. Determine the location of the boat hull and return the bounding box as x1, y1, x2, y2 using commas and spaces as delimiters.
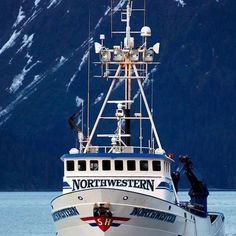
51, 189, 225, 236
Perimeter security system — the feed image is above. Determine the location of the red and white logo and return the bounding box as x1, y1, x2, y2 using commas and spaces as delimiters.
81, 216, 130, 232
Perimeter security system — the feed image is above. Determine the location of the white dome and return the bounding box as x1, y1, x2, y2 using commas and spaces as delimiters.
69, 148, 79, 154
141, 26, 151, 37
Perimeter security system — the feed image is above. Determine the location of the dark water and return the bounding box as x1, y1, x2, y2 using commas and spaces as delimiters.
0, 191, 235, 235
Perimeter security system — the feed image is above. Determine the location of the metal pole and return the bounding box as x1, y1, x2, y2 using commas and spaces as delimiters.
87, 11, 91, 138
133, 64, 163, 150
84, 66, 121, 153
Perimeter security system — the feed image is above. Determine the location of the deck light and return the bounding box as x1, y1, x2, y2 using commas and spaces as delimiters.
100, 48, 111, 62
143, 48, 154, 62
113, 46, 124, 62
129, 49, 139, 61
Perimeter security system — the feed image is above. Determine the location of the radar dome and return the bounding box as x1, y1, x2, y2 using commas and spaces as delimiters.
141, 26, 151, 37
69, 148, 79, 154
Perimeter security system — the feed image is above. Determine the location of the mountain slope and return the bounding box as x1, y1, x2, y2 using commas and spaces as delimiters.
0, 0, 235, 190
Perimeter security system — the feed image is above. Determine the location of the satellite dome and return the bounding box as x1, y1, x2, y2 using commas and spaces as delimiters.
141, 26, 151, 37
69, 148, 79, 154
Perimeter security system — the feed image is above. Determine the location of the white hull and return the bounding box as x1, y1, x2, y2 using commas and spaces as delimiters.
51, 189, 225, 236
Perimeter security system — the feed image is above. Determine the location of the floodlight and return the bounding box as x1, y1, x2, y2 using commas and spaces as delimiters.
113, 48, 124, 62
129, 49, 139, 61
100, 48, 111, 62
95, 42, 102, 54
153, 43, 160, 54
143, 48, 154, 62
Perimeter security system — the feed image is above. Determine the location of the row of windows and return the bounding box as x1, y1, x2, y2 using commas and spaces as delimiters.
66, 159, 162, 172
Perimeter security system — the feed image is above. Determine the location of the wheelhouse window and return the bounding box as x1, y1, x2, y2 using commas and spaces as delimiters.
102, 160, 111, 171
152, 160, 161, 171
140, 160, 148, 171
66, 160, 75, 171
127, 160, 136, 171
90, 160, 99, 171
115, 160, 123, 171
78, 160, 86, 171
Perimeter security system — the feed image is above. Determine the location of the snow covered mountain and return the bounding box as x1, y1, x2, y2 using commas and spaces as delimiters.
0, 0, 235, 190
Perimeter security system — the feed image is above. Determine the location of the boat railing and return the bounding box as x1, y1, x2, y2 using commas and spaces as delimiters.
85, 145, 156, 154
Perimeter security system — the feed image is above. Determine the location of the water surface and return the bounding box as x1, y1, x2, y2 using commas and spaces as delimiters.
0, 191, 235, 235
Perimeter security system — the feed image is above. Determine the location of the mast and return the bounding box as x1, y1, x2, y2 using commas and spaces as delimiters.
87, 11, 91, 139
124, 0, 132, 146
84, 0, 163, 154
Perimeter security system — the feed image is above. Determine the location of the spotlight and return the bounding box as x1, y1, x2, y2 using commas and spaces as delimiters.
143, 49, 154, 62
113, 46, 124, 62
129, 49, 139, 61
100, 48, 111, 62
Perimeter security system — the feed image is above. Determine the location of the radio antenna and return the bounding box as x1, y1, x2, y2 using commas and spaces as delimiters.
87, 10, 91, 139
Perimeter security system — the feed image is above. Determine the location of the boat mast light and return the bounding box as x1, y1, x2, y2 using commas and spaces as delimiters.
113, 46, 124, 62
143, 48, 154, 62
129, 49, 139, 61
100, 48, 111, 62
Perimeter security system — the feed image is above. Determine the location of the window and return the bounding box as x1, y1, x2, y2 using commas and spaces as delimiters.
66, 160, 75, 171
127, 160, 136, 171
152, 160, 161, 171
78, 160, 86, 171
115, 160, 123, 171
140, 160, 148, 171
102, 160, 111, 171
90, 160, 99, 171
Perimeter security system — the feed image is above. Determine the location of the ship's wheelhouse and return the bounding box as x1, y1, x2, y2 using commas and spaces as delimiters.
63, 153, 172, 178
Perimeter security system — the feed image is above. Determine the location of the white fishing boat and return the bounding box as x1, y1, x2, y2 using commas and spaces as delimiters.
51, 1, 225, 235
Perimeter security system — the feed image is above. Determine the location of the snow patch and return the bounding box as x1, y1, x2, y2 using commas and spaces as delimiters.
95, 17, 104, 30
9, 72, 26, 94
8, 57, 40, 93
66, 47, 92, 91
47, 0, 63, 9
174, 0, 186, 7
94, 6, 110, 30
23, 9, 41, 26
78, 50, 89, 71
0, 30, 21, 55
105, 6, 110, 16
13, 6, 26, 28
16, 34, 34, 53
0, 74, 43, 123
113, 79, 124, 91
75, 96, 84, 107
94, 93, 104, 105
113, 0, 127, 14
34, 0, 41, 7
66, 74, 76, 91
52, 56, 67, 72
0, 114, 12, 126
